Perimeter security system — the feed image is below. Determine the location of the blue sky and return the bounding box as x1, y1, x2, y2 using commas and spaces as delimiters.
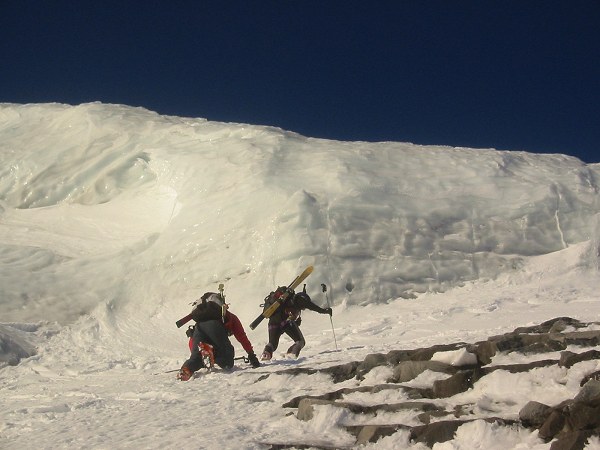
2, 1, 599, 162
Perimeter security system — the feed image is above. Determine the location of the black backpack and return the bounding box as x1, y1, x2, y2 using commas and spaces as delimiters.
262, 286, 294, 313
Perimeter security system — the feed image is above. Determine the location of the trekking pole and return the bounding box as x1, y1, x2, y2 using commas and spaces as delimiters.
153, 369, 180, 375
321, 283, 338, 351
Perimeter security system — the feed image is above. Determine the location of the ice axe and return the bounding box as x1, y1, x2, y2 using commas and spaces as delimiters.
218, 283, 227, 318
321, 283, 338, 351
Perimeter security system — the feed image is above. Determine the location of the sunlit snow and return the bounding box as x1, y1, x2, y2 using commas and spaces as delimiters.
1, 102, 600, 449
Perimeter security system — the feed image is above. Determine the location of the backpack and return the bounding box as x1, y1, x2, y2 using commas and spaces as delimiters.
262, 286, 294, 313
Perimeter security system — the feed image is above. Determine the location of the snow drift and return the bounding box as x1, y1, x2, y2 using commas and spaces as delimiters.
1, 102, 599, 328
2, 102, 600, 449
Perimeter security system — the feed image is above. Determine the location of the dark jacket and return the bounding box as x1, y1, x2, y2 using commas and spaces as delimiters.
269, 291, 328, 324
188, 310, 254, 354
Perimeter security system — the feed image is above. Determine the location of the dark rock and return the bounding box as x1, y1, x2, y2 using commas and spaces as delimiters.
260, 361, 362, 384
481, 359, 558, 376
574, 380, 600, 407
390, 360, 456, 383
283, 390, 345, 408
560, 351, 579, 367
491, 333, 526, 352
493, 333, 553, 353
521, 340, 567, 353
452, 404, 474, 419
467, 340, 497, 365
539, 410, 567, 442
322, 361, 360, 383
580, 370, 600, 387
559, 350, 600, 368
385, 349, 414, 365
284, 383, 424, 408
0, 325, 37, 367
271, 317, 600, 448
411, 343, 466, 361
564, 402, 600, 430
432, 370, 473, 398
355, 353, 388, 378
297, 398, 328, 421
354, 424, 407, 445
549, 430, 596, 450
560, 331, 600, 347
519, 401, 552, 427
418, 409, 454, 424
277, 367, 317, 376
548, 319, 574, 333
258, 440, 349, 449
514, 317, 587, 333
371, 383, 431, 400
297, 397, 443, 421
409, 420, 467, 446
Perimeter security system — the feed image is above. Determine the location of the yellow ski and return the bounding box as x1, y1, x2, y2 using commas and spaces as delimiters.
249, 265, 314, 330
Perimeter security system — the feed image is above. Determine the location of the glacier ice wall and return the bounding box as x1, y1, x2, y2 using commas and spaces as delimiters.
1, 103, 599, 323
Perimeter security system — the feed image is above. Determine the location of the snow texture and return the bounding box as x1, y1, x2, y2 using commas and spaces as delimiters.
1, 102, 600, 449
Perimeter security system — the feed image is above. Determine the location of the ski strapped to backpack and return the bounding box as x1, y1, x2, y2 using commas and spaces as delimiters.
249, 265, 314, 330
176, 311, 194, 328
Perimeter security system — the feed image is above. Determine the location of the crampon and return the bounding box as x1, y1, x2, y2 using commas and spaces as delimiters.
199, 342, 215, 370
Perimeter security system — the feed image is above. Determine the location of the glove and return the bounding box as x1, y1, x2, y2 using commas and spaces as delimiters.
295, 316, 302, 326
324, 307, 332, 316
247, 352, 261, 368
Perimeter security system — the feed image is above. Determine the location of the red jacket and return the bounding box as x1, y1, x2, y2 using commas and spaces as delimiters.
188, 310, 254, 354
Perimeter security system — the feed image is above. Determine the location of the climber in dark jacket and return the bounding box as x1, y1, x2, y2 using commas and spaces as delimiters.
260, 287, 332, 361
178, 292, 260, 381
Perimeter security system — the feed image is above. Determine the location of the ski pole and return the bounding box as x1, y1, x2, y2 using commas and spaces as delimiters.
153, 369, 180, 375
321, 283, 338, 351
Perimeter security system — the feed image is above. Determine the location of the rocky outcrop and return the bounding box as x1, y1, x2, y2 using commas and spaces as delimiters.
259, 317, 600, 449
0, 323, 38, 368
526, 379, 600, 449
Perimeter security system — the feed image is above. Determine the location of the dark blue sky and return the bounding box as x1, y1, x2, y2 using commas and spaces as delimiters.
2, 1, 599, 162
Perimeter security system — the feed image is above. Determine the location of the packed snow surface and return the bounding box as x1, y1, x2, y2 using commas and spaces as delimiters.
1, 103, 600, 449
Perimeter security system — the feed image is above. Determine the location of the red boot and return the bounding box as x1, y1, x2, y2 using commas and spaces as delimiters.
177, 365, 193, 381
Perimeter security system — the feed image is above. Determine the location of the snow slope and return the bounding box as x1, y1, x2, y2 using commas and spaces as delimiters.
1, 103, 600, 449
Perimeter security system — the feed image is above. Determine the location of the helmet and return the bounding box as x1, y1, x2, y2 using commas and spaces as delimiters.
201, 292, 225, 306
207, 293, 225, 306
294, 292, 311, 302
